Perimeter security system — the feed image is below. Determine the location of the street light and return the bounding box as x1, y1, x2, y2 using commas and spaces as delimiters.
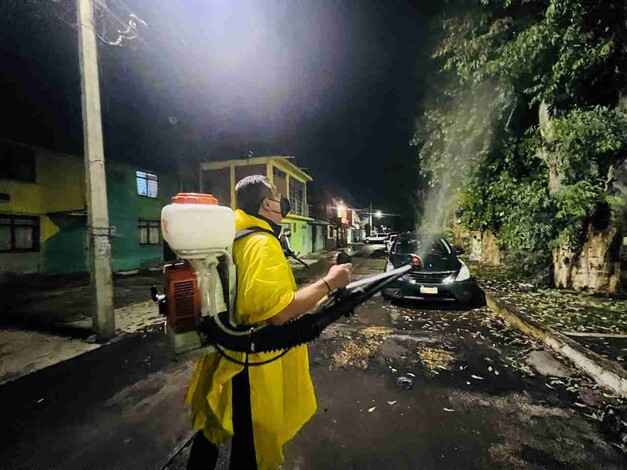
337, 203, 346, 217
351, 204, 383, 236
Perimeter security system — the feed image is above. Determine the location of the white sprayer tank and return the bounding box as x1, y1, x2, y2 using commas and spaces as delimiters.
161, 193, 235, 259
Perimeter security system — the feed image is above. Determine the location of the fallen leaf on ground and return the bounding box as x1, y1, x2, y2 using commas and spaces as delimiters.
417, 347, 454, 375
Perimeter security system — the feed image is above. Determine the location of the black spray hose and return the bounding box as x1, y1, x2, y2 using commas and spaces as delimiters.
200, 291, 351, 354
287, 252, 310, 268
199, 261, 412, 355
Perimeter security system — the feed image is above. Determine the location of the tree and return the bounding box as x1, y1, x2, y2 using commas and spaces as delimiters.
416, 0, 627, 292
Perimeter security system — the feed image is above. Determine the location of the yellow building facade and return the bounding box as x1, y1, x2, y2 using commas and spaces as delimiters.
200, 156, 316, 255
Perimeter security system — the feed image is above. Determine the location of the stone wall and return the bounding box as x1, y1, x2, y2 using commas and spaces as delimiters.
468, 231, 482, 262
481, 230, 501, 266
553, 226, 622, 294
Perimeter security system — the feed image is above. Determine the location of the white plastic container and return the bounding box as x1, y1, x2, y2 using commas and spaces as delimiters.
161, 193, 235, 259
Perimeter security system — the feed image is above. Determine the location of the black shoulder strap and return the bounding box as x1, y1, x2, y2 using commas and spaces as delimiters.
234, 226, 277, 241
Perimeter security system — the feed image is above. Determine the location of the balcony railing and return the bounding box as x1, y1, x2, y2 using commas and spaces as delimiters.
289, 198, 308, 217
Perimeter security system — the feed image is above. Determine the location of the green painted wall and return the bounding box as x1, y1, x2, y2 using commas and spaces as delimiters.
288, 220, 312, 256
0, 252, 43, 276
311, 224, 326, 253
44, 214, 87, 275
106, 162, 178, 272
0, 146, 179, 276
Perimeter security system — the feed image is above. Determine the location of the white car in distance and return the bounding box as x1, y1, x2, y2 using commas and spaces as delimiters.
364, 233, 389, 244
386, 233, 398, 252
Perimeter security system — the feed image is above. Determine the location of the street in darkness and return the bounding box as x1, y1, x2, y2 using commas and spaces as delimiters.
1, 1, 626, 468
1, 246, 622, 469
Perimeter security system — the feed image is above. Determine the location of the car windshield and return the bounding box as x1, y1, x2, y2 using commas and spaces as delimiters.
394, 237, 451, 256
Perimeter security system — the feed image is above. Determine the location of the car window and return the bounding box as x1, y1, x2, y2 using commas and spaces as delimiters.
393, 237, 450, 256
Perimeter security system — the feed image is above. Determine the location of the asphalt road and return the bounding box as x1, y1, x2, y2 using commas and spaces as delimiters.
0, 245, 624, 469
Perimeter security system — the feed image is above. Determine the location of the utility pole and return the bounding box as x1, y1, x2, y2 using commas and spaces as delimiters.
77, 0, 115, 340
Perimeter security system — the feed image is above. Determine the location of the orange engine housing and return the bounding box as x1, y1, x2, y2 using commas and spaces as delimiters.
164, 260, 200, 333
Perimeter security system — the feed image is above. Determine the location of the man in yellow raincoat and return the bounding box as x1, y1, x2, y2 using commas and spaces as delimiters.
186, 175, 353, 469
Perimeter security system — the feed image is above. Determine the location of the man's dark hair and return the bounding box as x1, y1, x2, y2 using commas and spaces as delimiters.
235, 175, 274, 215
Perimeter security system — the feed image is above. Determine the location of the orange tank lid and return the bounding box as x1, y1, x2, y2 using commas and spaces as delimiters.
171, 193, 219, 205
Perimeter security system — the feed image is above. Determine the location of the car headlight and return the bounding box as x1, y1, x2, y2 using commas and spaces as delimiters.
455, 262, 471, 281
385, 261, 394, 272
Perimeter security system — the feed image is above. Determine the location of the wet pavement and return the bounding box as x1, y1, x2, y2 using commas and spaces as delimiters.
0, 271, 165, 336
282, 247, 626, 468
0, 327, 195, 470
0, 245, 625, 468
0, 248, 344, 337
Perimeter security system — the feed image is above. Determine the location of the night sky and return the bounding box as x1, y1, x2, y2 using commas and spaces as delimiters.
0, 0, 439, 220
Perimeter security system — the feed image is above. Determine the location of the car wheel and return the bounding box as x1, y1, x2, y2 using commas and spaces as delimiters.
469, 285, 486, 308
381, 290, 394, 301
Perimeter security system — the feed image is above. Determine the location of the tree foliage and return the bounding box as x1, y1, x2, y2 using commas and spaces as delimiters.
416, 0, 627, 279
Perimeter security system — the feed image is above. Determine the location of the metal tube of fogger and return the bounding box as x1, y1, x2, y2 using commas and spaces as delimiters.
346, 264, 412, 290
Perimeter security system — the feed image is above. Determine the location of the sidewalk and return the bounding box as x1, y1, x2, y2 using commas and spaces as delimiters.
0, 247, 353, 386
0, 270, 164, 334
469, 261, 627, 396
0, 298, 165, 386
0, 247, 351, 332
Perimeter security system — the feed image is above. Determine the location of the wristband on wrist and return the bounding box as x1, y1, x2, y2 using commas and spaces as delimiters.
321, 277, 332, 293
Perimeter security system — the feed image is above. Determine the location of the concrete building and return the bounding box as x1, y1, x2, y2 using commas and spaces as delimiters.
200, 156, 316, 255
0, 140, 178, 277
309, 198, 363, 249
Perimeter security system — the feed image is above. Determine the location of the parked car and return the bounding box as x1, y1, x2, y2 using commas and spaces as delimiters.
386, 233, 398, 251
381, 232, 475, 303
364, 233, 389, 244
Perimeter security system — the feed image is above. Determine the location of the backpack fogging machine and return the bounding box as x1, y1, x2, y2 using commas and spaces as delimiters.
151, 193, 421, 361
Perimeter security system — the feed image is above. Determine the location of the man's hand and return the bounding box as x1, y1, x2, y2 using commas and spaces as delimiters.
323, 263, 353, 291
270, 262, 353, 326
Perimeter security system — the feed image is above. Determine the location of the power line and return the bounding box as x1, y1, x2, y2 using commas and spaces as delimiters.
91, 0, 148, 47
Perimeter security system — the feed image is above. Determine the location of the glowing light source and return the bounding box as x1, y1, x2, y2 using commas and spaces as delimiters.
337, 203, 346, 217
375, 210, 383, 218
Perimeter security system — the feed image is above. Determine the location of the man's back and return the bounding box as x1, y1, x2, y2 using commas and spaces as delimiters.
186, 208, 316, 470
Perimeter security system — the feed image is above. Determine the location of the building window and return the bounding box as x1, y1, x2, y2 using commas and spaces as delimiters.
292, 223, 297, 233
138, 220, 160, 245
273, 167, 287, 180
0, 215, 40, 252
0, 141, 36, 182
289, 178, 306, 216
136, 170, 158, 198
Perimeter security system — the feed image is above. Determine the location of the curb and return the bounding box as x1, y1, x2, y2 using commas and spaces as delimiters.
483, 289, 627, 397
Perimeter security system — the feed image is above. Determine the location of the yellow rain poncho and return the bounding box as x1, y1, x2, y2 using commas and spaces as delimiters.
186, 209, 317, 469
